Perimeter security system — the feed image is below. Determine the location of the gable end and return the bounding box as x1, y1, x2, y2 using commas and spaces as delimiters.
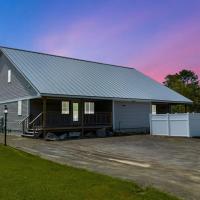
0, 51, 39, 103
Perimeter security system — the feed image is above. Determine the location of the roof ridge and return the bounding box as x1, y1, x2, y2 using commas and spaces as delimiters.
0, 45, 135, 71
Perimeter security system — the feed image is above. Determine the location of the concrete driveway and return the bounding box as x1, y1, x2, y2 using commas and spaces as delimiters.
1, 134, 200, 200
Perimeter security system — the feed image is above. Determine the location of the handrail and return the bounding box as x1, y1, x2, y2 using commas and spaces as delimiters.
19, 115, 30, 125
29, 112, 43, 126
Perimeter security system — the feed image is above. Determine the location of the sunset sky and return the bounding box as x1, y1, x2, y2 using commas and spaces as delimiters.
0, 0, 199, 82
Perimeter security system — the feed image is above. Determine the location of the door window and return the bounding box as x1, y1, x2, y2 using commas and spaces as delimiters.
73, 103, 79, 121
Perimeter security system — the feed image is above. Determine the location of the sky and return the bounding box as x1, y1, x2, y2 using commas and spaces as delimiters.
0, 0, 200, 82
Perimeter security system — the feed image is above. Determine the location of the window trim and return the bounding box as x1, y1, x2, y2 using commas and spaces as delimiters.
8, 69, 11, 83
61, 101, 69, 114
84, 102, 94, 114
18, 100, 22, 116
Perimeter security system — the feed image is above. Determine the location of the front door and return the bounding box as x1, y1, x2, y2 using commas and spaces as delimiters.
72, 102, 79, 123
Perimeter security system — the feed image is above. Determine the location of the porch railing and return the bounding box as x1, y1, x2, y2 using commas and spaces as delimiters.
46, 111, 112, 128
20, 111, 112, 132
84, 112, 112, 126
46, 111, 72, 128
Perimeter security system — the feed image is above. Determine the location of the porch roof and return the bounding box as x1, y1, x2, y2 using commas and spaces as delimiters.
0, 47, 192, 104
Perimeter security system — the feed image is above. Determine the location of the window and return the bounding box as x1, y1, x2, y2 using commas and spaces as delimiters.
152, 105, 157, 115
84, 102, 94, 114
8, 70, 11, 83
18, 101, 22, 116
61, 101, 69, 114
73, 103, 79, 121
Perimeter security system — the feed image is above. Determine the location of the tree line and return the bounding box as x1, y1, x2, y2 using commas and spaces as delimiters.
163, 69, 200, 112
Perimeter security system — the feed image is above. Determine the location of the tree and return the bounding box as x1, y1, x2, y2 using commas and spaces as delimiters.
163, 69, 200, 112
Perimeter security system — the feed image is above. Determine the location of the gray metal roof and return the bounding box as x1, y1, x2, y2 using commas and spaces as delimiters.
0, 47, 191, 103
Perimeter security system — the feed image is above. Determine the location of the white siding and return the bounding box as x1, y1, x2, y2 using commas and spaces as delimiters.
114, 101, 151, 131
0, 54, 38, 102
0, 100, 29, 132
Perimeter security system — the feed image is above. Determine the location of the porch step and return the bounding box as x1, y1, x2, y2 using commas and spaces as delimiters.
21, 131, 39, 138
21, 133, 35, 138
26, 131, 39, 134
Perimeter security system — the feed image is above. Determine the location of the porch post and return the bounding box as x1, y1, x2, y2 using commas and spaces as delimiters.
43, 97, 47, 138
112, 100, 115, 131
81, 99, 84, 137
168, 104, 171, 114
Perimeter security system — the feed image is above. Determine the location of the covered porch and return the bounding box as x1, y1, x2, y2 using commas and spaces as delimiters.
22, 97, 112, 137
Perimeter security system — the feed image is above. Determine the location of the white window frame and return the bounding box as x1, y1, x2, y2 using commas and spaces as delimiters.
84, 102, 94, 114
18, 100, 22, 116
8, 69, 11, 83
152, 105, 157, 115
61, 101, 69, 114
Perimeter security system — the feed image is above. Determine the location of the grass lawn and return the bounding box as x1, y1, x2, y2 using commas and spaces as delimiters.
0, 145, 179, 200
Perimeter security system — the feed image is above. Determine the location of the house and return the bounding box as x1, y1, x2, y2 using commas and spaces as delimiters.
0, 46, 192, 137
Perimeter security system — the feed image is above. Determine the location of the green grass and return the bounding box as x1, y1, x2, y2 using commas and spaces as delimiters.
0, 145, 179, 200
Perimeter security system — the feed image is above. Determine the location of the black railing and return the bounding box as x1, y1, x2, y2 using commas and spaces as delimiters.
84, 112, 112, 126
20, 111, 112, 132
46, 111, 73, 127
46, 111, 112, 127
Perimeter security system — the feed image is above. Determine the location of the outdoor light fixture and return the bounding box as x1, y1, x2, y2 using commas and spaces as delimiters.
4, 105, 8, 114
4, 105, 8, 146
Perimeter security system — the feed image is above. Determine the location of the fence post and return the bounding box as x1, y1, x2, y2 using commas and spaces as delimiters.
167, 113, 170, 136
187, 113, 190, 137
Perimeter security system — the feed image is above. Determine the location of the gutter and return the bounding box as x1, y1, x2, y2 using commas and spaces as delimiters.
40, 93, 192, 104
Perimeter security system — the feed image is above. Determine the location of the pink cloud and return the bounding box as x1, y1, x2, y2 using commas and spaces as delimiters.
129, 17, 200, 82
34, 8, 200, 83
35, 9, 156, 60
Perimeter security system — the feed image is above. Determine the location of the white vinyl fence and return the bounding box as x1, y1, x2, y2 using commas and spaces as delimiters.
150, 113, 200, 137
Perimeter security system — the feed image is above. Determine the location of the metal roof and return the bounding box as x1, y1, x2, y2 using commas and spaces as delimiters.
0, 47, 191, 103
